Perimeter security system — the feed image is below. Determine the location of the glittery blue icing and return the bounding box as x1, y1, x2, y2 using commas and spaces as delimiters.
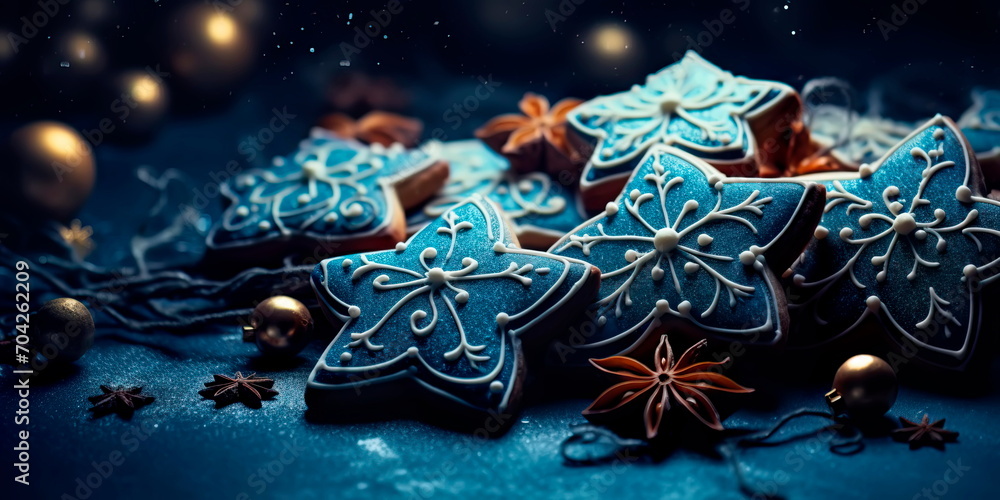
787, 116, 1000, 370
407, 140, 587, 244
549, 145, 818, 363
568, 51, 792, 189
309, 195, 596, 413
207, 129, 435, 249
958, 89, 1000, 158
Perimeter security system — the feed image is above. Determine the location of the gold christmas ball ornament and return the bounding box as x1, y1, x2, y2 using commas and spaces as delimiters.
243, 296, 313, 357
32, 298, 96, 364
169, 5, 255, 93
825, 354, 898, 420
5, 121, 96, 221
109, 70, 170, 136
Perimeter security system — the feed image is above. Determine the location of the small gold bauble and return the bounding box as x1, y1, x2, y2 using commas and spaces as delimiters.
169, 5, 255, 93
825, 354, 898, 419
33, 298, 96, 364
110, 70, 170, 136
6, 121, 96, 221
243, 296, 313, 357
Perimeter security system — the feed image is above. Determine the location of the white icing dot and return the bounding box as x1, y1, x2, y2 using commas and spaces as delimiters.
302, 161, 325, 179
866, 296, 881, 311
407, 347, 419, 356
876, 270, 887, 282
739, 251, 756, 266
683, 262, 699, 274
714, 181, 724, 191
493, 242, 507, 253
455, 291, 469, 303
707, 174, 722, 186
840, 227, 854, 239
605, 202, 619, 216
235, 206, 249, 217
462, 257, 474, 266
324, 212, 338, 223
892, 213, 917, 235
629, 189, 641, 201
423, 247, 438, 259
597, 316, 607, 326
426, 267, 446, 284
677, 301, 692, 315
915, 230, 927, 240
956, 185, 973, 203
884, 186, 900, 197
601, 149, 613, 159
964, 264, 978, 278
934, 208, 946, 220
273, 156, 286, 166
910, 147, 923, 158
297, 194, 311, 205
858, 214, 874, 229
342, 259, 353, 268
655, 300, 670, 314
754, 261, 764, 271
653, 228, 680, 253
344, 203, 364, 217
889, 201, 904, 214
258, 220, 272, 231
933, 129, 945, 140
340, 352, 352, 363
624, 249, 638, 262
683, 200, 699, 211
651, 267, 665, 280
859, 164, 874, 178
536, 268, 550, 275
793, 274, 805, 286
395, 242, 407, 253
814, 226, 829, 239
348, 305, 361, 318
489, 381, 504, 393
496, 313, 509, 326
697, 234, 713, 246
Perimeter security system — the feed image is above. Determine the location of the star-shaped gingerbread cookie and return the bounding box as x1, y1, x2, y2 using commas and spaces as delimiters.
567, 51, 804, 210
206, 129, 448, 266
548, 144, 824, 365
786, 115, 1000, 371
307, 194, 600, 423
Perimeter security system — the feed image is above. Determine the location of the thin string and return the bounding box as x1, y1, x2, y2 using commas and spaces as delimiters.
722, 408, 864, 499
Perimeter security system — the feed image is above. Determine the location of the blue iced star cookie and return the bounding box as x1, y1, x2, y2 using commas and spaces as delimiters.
408, 140, 588, 249
958, 89, 1000, 185
206, 129, 447, 263
568, 51, 800, 210
808, 105, 913, 170
308, 195, 599, 419
786, 115, 1000, 371
548, 145, 824, 365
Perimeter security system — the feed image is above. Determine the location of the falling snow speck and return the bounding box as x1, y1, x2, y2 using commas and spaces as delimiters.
309, 48, 315, 53
59, 61, 70, 68
791, 30, 797, 35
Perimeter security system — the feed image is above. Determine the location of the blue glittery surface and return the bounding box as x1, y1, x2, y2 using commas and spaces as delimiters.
787, 116, 1000, 370
548, 145, 818, 364
406, 140, 587, 245
310, 195, 595, 413
568, 51, 790, 187
207, 131, 435, 249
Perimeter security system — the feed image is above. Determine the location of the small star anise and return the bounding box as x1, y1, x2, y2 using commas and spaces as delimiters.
317, 110, 423, 147
88, 386, 155, 416
584, 335, 753, 439
199, 372, 278, 409
892, 414, 959, 449
475, 92, 584, 175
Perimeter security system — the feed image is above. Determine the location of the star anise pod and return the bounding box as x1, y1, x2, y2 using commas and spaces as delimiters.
584, 335, 753, 439
199, 372, 278, 409
475, 92, 584, 175
892, 414, 959, 449
317, 110, 423, 147
88, 386, 155, 416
